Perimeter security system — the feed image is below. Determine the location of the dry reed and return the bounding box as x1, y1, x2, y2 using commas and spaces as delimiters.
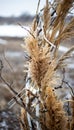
7, 0, 74, 130
21, 0, 74, 129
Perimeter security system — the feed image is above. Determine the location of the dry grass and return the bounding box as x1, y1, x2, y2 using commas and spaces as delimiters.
4, 0, 74, 130
21, 0, 74, 129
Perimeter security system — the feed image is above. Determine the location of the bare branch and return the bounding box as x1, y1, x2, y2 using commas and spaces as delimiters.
3, 53, 14, 72
0, 76, 17, 95
18, 23, 35, 39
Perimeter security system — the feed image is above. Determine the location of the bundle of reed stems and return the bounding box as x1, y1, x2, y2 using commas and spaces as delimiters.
8, 0, 74, 130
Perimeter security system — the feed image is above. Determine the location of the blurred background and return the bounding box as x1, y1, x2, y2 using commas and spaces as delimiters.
0, 0, 74, 111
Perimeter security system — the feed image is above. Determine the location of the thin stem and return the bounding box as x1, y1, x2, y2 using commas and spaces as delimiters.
18, 23, 35, 39
36, 0, 41, 14
0, 76, 17, 95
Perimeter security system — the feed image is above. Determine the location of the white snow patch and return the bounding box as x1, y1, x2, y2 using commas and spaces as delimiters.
0, 25, 29, 37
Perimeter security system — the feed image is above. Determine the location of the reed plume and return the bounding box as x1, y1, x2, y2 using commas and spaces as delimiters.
19, 0, 74, 129
43, 0, 51, 36
55, 18, 74, 44
50, 0, 74, 45
41, 87, 67, 130
54, 0, 73, 28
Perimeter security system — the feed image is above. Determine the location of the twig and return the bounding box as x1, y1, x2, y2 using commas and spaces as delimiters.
18, 23, 35, 39
54, 68, 65, 89
3, 53, 14, 72
36, 0, 41, 15
54, 68, 74, 97
8, 88, 40, 109
7, 86, 40, 122
0, 76, 17, 95
63, 80, 74, 96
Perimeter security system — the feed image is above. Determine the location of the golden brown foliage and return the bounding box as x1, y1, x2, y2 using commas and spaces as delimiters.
21, 108, 29, 130
20, 0, 74, 129
55, 18, 74, 44
54, 0, 73, 27
44, 87, 67, 130
50, 0, 74, 45
43, 0, 51, 36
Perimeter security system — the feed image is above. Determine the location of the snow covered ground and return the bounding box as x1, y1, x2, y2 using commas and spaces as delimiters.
0, 25, 28, 37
